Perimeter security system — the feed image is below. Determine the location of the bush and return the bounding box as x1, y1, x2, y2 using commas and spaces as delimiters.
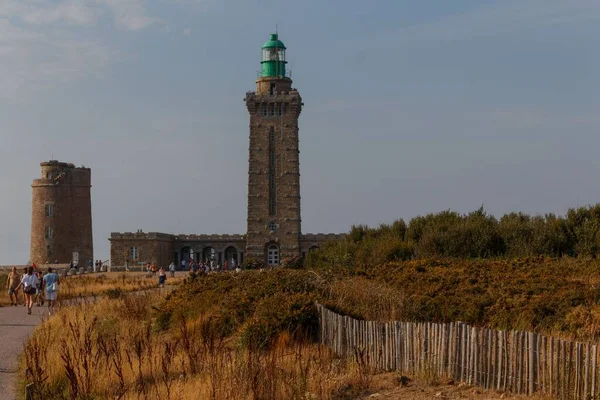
281, 256, 303, 269
243, 257, 265, 270
159, 270, 323, 350
239, 292, 318, 350
308, 203, 600, 269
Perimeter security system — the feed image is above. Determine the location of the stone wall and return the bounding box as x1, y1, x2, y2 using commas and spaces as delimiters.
109, 232, 247, 267
30, 161, 93, 265
109, 231, 344, 267
109, 232, 173, 267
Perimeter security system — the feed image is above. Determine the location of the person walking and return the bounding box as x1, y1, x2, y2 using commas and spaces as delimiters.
6, 267, 21, 306
158, 267, 166, 288
151, 262, 158, 276
16, 267, 38, 315
168, 261, 175, 278
35, 271, 44, 307
42, 267, 60, 315
21, 267, 28, 306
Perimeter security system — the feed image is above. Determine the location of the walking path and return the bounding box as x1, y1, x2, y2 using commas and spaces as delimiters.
0, 274, 184, 399
0, 304, 47, 400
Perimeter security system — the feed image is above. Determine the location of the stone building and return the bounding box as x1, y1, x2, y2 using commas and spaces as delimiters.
30, 161, 93, 265
110, 34, 343, 268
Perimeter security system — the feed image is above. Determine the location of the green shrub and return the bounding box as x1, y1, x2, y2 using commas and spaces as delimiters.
239, 292, 318, 350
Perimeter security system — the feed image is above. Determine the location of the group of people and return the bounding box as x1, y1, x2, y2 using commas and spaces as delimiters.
5, 266, 60, 315
66, 259, 105, 273
178, 258, 240, 274
139, 262, 169, 287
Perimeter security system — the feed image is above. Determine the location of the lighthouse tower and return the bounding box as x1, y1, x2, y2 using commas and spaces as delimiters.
245, 34, 303, 265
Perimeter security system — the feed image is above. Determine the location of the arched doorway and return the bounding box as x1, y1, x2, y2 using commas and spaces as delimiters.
267, 244, 279, 266
202, 247, 215, 263
224, 246, 238, 267
181, 247, 194, 262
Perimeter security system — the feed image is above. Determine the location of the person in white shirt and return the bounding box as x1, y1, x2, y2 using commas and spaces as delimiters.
169, 262, 175, 278
43, 267, 60, 316
16, 266, 38, 315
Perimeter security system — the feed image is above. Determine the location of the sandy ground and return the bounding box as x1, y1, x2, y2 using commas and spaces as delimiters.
0, 303, 46, 400
358, 374, 548, 400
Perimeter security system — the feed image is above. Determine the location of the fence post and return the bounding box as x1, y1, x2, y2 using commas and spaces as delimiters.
528, 332, 535, 395
592, 344, 597, 399
496, 330, 502, 390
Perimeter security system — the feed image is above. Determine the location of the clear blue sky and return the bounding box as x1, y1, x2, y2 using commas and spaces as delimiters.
0, 0, 598, 264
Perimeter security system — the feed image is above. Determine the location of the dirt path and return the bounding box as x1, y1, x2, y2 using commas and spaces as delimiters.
0, 304, 47, 400
358, 374, 547, 400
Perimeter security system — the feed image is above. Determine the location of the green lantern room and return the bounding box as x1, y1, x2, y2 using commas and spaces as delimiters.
261, 33, 287, 78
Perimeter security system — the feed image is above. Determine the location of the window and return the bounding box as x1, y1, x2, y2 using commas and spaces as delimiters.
270, 82, 275, 96
268, 221, 277, 232
269, 127, 276, 216
129, 247, 139, 260
46, 172, 53, 179
45, 226, 54, 239
269, 103, 275, 116
262, 48, 285, 62
45, 204, 54, 217
267, 244, 279, 266
262, 103, 268, 116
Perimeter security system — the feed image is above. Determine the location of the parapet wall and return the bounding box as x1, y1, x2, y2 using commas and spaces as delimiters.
173, 234, 246, 241
110, 232, 246, 242
110, 232, 174, 241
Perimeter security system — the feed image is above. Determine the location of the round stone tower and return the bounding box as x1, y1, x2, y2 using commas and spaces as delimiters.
30, 161, 93, 265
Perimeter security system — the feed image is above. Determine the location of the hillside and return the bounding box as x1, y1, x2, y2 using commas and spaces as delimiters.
158, 257, 600, 344
21, 258, 600, 399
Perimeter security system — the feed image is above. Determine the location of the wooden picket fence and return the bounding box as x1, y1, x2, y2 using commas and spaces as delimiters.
317, 304, 599, 399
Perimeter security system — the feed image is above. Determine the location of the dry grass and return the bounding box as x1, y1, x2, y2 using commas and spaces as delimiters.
0, 272, 184, 307
22, 292, 371, 400
22, 290, 556, 400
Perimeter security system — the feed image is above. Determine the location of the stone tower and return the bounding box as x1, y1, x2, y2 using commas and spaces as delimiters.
245, 33, 303, 265
30, 161, 93, 265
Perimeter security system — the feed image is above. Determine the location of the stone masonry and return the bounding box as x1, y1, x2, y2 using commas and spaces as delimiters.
245, 76, 303, 261
109, 231, 343, 269
30, 161, 93, 265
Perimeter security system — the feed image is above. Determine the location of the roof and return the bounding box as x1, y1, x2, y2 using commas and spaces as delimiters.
262, 33, 286, 49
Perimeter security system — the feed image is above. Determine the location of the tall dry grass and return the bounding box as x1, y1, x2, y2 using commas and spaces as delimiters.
23, 292, 371, 400
0, 272, 183, 306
